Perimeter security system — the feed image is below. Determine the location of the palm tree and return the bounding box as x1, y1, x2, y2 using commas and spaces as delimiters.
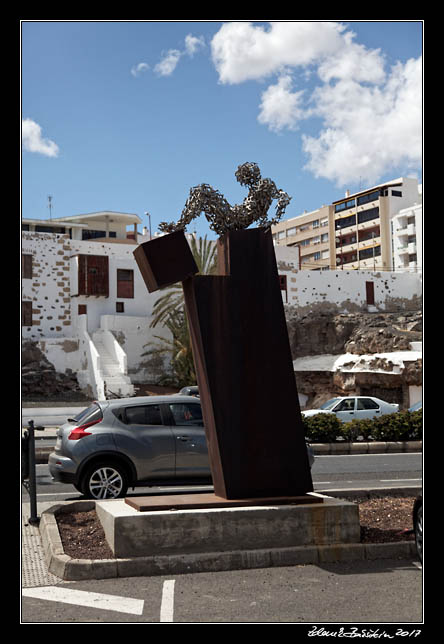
145, 310, 196, 387
149, 235, 217, 328
143, 235, 217, 386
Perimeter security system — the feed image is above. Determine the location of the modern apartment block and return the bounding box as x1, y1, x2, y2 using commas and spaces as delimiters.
332, 177, 419, 271
272, 205, 333, 270
272, 177, 421, 272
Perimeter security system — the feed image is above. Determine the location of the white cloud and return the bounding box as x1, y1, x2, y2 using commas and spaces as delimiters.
131, 62, 150, 77
258, 74, 306, 132
22, 118, 59, 157
154, 34, 205, 77
210, 21, 422, 186
211, 21, 346, 84
302, 56, 422, 185
185, 34, 205, 57
154, 49, 182, 76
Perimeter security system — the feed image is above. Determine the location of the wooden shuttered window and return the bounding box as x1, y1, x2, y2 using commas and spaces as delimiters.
22, 301, 32, 326
22, 254, 33, 279
117, 269, 134, 298
77, 255, 109, 297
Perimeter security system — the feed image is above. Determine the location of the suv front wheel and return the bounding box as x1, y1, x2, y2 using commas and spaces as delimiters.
81, 461, 129, 500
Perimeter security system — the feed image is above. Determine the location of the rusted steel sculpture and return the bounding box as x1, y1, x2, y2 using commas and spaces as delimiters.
134, 163, 313, 499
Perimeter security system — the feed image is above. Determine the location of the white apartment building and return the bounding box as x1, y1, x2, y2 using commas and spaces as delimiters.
391, 185, 422, 273
272, 177, 421, 273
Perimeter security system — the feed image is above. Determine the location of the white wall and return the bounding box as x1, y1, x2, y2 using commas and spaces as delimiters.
277, 260, 422, 312
22, 232, 72, 339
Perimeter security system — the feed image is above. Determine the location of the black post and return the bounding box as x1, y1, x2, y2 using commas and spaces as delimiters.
25, 420, 40, 526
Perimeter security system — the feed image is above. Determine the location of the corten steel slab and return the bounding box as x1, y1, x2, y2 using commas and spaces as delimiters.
133, 228, 313, 500
125, 493, 323, 512
133, 230, 198, 292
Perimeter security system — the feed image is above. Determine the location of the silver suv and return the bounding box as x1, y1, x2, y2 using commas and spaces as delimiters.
49, 395, 314, 499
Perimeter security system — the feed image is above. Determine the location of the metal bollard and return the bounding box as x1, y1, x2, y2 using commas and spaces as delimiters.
22, 419, 44, 526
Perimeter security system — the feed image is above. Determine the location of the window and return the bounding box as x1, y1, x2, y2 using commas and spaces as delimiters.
334, 399, 355, 411
72, 403, 103, 425
312, 219, 319, 228
360, 246, 381, 260
358, 207, 379, 224
357, 398, 379, 410
357, 190, 379, 206
116, 302, 124, 313
169, 403, 203, 426
335, 214, 356, 230
22, 301, 32, 326
391, 190, 402, 197
117, 269, 134, 298
77, 255, 109, 297
78, 304, 87, 315
125, 404, 163, 426
335, 198, 355, 213
287, 227, 297, 237
22, 254, 33, 279
82, 229, 117, 240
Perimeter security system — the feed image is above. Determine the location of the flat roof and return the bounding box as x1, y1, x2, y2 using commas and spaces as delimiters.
332, 179, 404, 205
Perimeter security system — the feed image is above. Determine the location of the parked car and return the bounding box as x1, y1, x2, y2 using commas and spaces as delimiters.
178, 385, 199, 397
412, 494, 423, 563
409, 400, 422, 412
49, 395, 314, 500
302, 396, 399, 423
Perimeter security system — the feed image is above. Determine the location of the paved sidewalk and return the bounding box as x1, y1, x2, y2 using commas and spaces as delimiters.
22, 503, 64, 588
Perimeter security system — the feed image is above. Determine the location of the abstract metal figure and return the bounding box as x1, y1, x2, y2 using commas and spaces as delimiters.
158, 162, 291, 237
134, 163, 313, 500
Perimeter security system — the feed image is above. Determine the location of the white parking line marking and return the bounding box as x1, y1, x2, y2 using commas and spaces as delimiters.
160, 579, 176, 622
22, 586, 144, 616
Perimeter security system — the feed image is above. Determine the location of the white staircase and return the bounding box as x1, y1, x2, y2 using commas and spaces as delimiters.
92, 330, 135, 398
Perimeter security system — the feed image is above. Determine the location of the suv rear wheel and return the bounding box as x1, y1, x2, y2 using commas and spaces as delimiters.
81, 461, 129, 499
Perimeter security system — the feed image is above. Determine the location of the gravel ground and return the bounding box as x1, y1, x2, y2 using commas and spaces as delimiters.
56, 496, 416, 560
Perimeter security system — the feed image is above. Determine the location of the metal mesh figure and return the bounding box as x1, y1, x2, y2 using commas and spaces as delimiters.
158, 162, 291, 237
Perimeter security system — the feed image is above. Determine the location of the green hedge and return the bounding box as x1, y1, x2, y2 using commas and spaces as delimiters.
302, 409, 422, 443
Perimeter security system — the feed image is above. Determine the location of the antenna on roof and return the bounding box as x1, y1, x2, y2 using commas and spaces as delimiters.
47, 195, 53, 220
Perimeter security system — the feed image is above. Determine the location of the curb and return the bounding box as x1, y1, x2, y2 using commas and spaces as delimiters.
312, 441, 422, 456
39, 500, 419, 581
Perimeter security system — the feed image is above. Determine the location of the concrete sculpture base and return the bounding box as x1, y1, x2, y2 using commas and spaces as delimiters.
96, 494, 360, 559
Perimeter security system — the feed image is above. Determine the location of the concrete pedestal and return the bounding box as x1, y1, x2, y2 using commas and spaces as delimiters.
96, 493, 360, 559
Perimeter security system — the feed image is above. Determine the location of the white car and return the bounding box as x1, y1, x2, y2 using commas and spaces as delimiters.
302, 396, 399, 423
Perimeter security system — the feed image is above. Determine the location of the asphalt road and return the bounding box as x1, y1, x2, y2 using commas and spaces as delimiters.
27, 452, 422, 503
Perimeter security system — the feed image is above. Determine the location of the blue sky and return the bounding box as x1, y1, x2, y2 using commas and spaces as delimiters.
21, 20, 423, 240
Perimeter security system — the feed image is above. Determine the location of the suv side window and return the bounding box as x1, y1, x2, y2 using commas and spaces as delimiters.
124, 404, 163, 426
357, 398, 379, 410
169, 403, 203, 426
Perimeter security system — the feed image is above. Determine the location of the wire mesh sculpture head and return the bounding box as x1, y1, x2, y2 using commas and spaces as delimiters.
158, 162, 291, 237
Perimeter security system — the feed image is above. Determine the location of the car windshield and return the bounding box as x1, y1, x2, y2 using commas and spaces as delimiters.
319, 398, 341, 410
70, 403, 102, 425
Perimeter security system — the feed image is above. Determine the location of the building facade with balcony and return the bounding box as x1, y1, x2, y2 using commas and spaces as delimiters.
332, 178, 420, 272
272, 205, 333, 270
391, 198, 422, 274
